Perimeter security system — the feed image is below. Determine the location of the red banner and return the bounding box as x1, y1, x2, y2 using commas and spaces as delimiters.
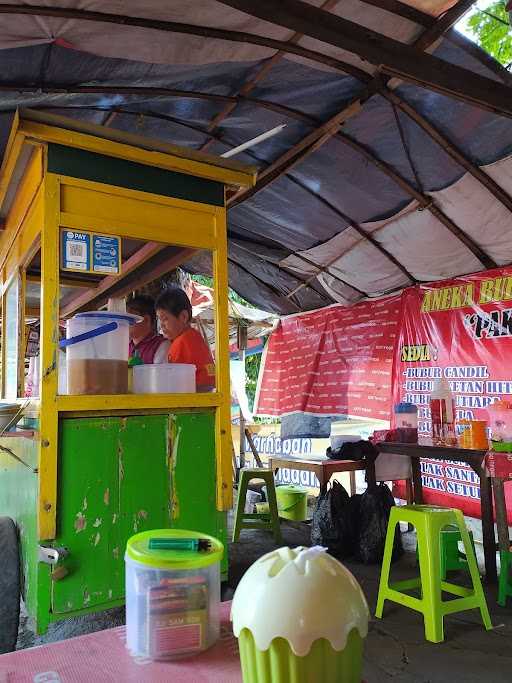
393, 266, 512, 522
256, 296, 401, 420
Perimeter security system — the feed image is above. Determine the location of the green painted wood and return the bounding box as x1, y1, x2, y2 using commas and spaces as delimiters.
0, 437, 42, 625
0, 411, 227, 632
52, 415, 171, 615
47, 144, 225, 206
170, 412, 228, 575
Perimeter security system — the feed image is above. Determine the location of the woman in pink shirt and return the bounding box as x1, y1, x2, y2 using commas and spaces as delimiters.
127, 295, 169, 364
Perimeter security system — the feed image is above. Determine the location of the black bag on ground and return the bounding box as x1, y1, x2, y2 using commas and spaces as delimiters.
355, 483, 403, 564
311, 480, 356, 560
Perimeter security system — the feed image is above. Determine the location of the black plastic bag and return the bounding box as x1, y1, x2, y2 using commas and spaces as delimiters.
325, 440, 377, 461
355, 483, 403, 565
311, 481, 356, 560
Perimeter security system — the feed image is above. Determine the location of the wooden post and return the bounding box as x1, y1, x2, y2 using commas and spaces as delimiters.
237, 323, 248, 472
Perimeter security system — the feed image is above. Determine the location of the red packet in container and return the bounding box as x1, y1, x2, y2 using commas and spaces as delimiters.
147, 577, 208, 658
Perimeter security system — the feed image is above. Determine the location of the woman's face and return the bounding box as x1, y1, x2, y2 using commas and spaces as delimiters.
156, 308, 189, 341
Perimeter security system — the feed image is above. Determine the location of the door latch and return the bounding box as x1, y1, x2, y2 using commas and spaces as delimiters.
38, 546, 69, 565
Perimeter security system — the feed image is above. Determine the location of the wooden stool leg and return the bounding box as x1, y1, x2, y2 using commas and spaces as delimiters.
349, 471, 356, 496
232, 473, 249, 542
265, 476, 283, 545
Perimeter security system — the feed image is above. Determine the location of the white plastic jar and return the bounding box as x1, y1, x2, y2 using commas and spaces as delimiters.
125, 528, 223, 660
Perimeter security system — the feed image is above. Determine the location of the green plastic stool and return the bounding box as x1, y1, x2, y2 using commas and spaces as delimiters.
498, 550, 512, 607
233, 469, 282, 544
416, 525, 476, 580
376, 505, 492, 643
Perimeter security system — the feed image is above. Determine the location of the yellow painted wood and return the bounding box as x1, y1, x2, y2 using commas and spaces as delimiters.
0, 146, 44, 278
212, 206, 233, 511
38, 174, 60, 541
57, 393, 222, 412
59, 178, 217, 249
0, 123, 23, 211
18, 118, 256, 189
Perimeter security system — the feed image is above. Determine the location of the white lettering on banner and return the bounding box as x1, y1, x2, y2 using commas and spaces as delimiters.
444, 365, 489, 379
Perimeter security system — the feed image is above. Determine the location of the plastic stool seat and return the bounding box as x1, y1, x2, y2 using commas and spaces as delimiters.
376, 505, 492, 643
232, 468, 282, 544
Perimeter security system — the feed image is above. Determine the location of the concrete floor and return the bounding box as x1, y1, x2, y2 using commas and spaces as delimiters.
16, 520, 512, 682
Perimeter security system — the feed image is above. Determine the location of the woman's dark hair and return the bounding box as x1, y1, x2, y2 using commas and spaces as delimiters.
126, 294, 156, 323
155, 287, 193, 322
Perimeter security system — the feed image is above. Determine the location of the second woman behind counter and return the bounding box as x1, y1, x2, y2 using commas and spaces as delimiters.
127, 294, 170, 364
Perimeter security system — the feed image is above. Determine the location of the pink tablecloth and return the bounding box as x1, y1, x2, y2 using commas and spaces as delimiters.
0, 602, 241, 683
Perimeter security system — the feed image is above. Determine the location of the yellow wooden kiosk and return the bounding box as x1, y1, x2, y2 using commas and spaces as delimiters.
0, 109, 255, 648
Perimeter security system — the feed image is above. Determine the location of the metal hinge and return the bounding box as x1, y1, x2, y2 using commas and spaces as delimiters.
38, 546, 69, 565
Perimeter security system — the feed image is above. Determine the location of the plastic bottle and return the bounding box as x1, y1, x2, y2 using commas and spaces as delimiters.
430, 378, 456, 446
128, 350, 143, 392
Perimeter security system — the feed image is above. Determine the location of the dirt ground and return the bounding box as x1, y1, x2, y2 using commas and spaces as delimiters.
16, 517, 512, 682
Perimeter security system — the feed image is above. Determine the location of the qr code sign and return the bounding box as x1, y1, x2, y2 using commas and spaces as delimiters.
66, 240, 87, 263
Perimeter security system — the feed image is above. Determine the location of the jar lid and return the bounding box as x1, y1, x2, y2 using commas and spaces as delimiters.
395, 402, 418, 413
277, 485, 308, 495
126, 528, 223, 570
75, 311, 141, 324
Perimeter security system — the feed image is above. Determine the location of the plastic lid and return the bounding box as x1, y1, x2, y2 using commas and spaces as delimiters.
75, 311, 141, 324
394, 402, 418, 413
231, 546, 369, 656
277, 485, 308, 495
126, 528, 223, 570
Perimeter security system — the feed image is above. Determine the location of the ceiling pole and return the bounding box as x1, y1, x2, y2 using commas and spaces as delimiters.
0, 5, 370, 82
199, 0, 343, 153
336, 132, 497, 269
230, 241, 336, 304
381, 86, 512, 215
282, 173, 418, 283
285, 248, 369, 300
216, 0, 512, 117
227, 257, 302, 312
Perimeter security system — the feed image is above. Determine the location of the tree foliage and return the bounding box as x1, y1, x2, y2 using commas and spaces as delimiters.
466, 2, 512, 69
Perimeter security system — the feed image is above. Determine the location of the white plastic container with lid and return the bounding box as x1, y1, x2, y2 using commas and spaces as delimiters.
133, 363, 196, 394
394, 402, 418, 429
60, 311, 140, 395
125, 528, 223, 660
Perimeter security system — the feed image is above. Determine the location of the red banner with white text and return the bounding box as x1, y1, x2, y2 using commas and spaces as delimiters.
393, 266, 512, 522
255, 295, 401, 420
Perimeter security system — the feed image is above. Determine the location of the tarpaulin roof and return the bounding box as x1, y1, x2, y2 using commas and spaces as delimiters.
1, 1, 512, 314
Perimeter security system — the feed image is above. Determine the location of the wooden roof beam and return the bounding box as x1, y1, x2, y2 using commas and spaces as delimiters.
199, 0, 342, 152
216, 0, 512, 118
0, 5, 370, 83
60, 241, 165, 317
336, 132, 497, 270
381, 86, 512, 215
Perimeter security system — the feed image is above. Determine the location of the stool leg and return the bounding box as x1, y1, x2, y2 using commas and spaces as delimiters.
265, 477, 283, 545
375, 510, 399, 619
418, 518, 444, 643
498, 551, 509, 607
454, 511, 492, 631
232, 473, 249, 542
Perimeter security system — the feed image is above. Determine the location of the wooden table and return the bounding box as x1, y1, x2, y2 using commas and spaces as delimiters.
268, 455, 376, 494
377, 442, 495, 583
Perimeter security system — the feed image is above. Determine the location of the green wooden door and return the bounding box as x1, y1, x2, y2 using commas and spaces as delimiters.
52, 415, 170, 614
